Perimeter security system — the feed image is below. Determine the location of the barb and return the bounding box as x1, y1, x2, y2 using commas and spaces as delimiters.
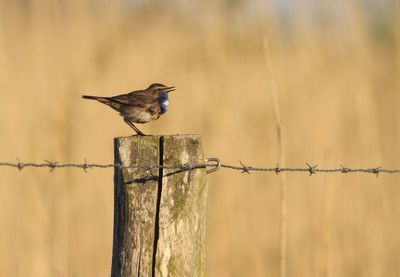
0, 160, 400, 176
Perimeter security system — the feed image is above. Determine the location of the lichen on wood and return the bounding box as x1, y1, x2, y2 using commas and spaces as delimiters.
111, 135, 207, 277
156, 135, 207, 277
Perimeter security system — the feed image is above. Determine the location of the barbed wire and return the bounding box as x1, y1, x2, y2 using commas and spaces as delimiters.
1, 159, 400, 176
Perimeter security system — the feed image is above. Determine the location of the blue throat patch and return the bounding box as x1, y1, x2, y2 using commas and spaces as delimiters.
160, 92, 169, 114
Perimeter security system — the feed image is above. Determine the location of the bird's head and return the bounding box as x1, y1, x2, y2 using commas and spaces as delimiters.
147, 83, 175, 114
147, 83, 175, 94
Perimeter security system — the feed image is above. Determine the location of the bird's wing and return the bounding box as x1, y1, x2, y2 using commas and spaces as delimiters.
109, 90, 158, 108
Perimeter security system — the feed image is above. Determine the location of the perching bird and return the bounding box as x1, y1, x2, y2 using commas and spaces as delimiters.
82, 83, 175, 135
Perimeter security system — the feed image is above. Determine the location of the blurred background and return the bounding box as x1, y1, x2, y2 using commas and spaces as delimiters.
0, 0, 399, 276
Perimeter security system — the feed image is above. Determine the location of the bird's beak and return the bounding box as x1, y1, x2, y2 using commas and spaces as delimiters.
163, 86, 175, 93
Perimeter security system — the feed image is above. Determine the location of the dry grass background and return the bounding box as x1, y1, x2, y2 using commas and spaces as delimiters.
0, 1, 399, 276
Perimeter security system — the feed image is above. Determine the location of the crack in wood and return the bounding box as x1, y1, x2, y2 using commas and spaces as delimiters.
151, 136, 163, 276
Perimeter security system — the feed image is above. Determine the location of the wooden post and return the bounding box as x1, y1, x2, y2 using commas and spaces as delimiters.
111, 135, 208, 277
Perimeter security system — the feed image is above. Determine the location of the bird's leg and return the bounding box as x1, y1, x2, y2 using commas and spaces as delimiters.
124, 119, 146, 136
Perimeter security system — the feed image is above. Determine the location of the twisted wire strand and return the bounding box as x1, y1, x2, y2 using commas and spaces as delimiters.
1, 159, 400, 176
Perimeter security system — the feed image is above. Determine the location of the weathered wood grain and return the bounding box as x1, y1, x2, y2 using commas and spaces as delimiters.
111, 135, 207, 277
111, 136, 160, 277
155, 135, 207, 277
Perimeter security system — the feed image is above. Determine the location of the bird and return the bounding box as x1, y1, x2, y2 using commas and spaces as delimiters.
82, 83, 175, 135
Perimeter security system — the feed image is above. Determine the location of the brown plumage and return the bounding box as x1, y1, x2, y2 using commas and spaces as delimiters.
82, 83, 175, 135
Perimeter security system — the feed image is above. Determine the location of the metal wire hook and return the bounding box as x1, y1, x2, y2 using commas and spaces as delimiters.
205, 158, 221, 174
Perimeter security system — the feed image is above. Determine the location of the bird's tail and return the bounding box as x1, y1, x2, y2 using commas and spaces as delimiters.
82, 95, 111, 104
